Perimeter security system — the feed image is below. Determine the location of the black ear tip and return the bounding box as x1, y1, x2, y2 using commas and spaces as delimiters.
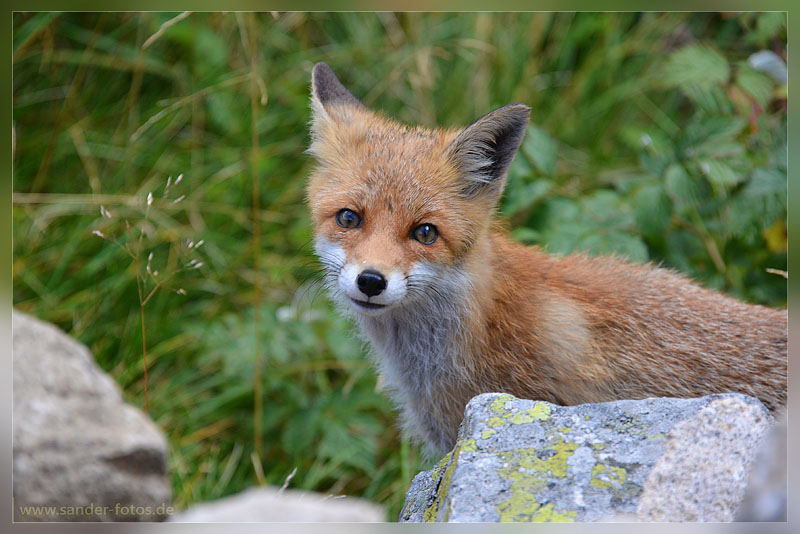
311, 62, 362, 108
311, 62, 336, 89
312, 62, 333, 80
476, 103, 530, 133
505, 103, 531, 123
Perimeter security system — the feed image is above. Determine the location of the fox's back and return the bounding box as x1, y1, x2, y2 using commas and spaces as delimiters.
477, 236, 787, 411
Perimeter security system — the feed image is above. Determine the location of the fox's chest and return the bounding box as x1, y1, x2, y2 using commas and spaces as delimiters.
356, 310, 473, 452
359, 311, 462, 394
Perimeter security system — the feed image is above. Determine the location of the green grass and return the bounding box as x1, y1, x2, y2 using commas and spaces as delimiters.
12, 12, 786, 520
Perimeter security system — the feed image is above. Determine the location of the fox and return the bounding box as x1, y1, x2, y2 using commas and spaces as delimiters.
306, 62, 787, 455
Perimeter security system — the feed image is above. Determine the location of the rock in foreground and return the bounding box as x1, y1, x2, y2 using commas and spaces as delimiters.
169, 486, 386, 522
400, 392, 772, 522
13, 312, 171, 521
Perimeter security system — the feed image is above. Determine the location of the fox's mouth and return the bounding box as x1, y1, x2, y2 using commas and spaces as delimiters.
349, 298, 387, 310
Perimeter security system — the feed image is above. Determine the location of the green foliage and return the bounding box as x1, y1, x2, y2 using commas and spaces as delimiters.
12, 12, 786, 521
662, 44, 730, 88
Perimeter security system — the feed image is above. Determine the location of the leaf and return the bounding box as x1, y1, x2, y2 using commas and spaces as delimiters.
694, 142, 745, 160
282, 411, 320, 452
683, 116, 746, 148
664, 163, 702, 210
664, 230, 707, 275
682, 84, 732, 115
698, 159, 743, 191
520, 124, 558, 176
618, 125, 671, 155
634, 183, 671, 239
537, 192, 646, 260
662, 44, 729, 88
503, 179, 551, 216
736, 63, 774, 109
317, 423, 377, 473
581, 190, 634, 230
537, 197, 581, 227
746, 12, 786, 47
722, 168, 785, 242
541, 223, 590, 256
640, 152, 671, 178
742, 168, 786, 197
507, 148, 533, 178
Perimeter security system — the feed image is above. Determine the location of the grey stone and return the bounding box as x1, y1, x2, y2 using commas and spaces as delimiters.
13, 311, 171, 521
734, 409, 787, 522
637, 396, 771, 521
400, 392, 772, 523
168, 486, 386, 522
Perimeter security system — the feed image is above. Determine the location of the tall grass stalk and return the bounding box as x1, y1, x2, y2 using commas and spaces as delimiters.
135, 222, 150, 413
245, 12, 265, 471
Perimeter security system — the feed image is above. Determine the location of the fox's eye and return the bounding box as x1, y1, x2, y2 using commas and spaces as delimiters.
336, 209, 362, 229
412, 223, 438, 245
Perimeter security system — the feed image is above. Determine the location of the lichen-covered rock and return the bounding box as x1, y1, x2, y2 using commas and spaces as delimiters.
399, 392, 771, 523
13, 311, 171, 521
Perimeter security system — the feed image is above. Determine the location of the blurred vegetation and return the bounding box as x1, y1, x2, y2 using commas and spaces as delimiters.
12, 12, 786, 520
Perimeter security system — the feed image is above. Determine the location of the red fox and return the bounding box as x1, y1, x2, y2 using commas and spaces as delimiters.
306, 62, 787, 455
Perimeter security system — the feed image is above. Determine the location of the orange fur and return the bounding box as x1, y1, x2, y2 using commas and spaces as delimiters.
307, 63, 787, 454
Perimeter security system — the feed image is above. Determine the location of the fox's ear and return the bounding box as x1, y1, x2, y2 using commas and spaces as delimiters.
311, 62, 363, 112
447, 103, 530, 202
309, 63, 363, 157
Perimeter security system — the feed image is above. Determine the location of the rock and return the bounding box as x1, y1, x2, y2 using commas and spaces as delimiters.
168, 486, 386, 522
13, 311, 171, 521
400, 392, 772, 522
637, 396, 771, 521
734, 409, 787, 521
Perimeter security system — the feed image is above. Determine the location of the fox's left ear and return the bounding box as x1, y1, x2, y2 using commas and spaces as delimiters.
447, 103, 530, 202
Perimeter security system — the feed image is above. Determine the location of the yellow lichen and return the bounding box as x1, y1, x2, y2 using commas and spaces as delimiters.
532, 503, 577, 522
460, 438, 478, 452
423, 450, 455, 522
423, 432, 486, 522
490, 394, 515, 414
481, 429, 497, 440
590, 463, 627, 490
487, 416, 508, 428
508, 403, 552, 424
496, 439, 580, 521
430, 452, 451, 479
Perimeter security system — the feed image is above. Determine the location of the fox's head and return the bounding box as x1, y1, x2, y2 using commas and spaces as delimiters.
307, 62, 529, 317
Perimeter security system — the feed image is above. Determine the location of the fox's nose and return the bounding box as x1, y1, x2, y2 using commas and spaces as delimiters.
357, 270, 387, 297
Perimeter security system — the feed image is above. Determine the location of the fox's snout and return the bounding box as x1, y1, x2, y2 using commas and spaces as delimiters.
357, 269, 387, 297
